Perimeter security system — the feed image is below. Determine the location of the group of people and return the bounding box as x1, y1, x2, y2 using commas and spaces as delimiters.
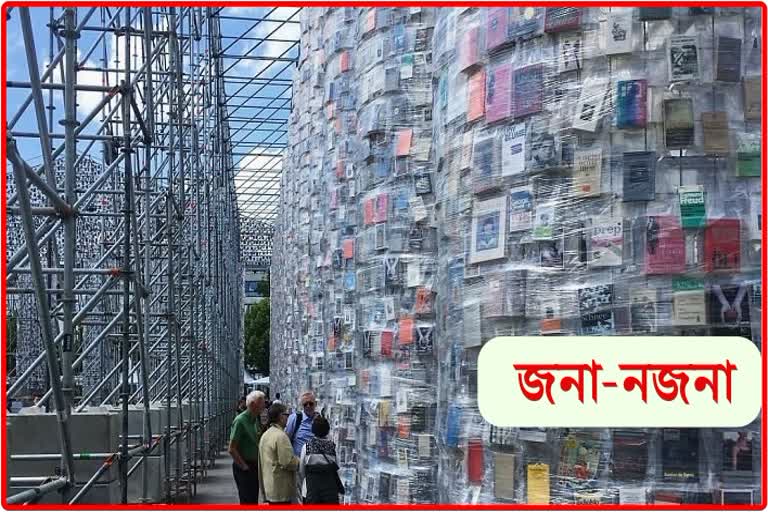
228, 390, 343, 505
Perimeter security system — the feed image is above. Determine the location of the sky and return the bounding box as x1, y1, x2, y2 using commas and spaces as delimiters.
4, 6, 301, 223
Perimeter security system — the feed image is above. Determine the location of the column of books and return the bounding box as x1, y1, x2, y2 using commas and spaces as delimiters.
431, 6, 762, 505
352, 7, 440, 504
316, 7, 363, 502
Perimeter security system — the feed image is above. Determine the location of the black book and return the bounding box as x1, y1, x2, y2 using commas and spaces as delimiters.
661, 429, 699, 482
664, 98, 695, 149
622, 151, 656, 201
379, 471, 392, 503
708, 283, 751, 338
612, 430, 648, 481
639, 7, 672, 20
716, 36, 742, 82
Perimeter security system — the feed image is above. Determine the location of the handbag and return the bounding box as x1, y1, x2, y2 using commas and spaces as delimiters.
321, 453, 346, 495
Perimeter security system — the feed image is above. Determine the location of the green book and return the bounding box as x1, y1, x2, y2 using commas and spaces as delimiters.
737, 133, 760, 177
678, 185, 706, 228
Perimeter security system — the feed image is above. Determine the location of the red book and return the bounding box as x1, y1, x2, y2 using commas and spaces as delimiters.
399, 316, 414, 345
486, 8, 510, 51
375, 193, 389, 223
467, 438, 484, 484
486, 62, 513, 123
704, 218, 741, 272
644, 215, 685, 275
459, 27, 481, 71
468, 70, 486, 122
364, 198, 375, 225
381, 330, 394, 356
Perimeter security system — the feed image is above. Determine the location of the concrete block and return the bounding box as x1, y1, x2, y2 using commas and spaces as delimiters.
7, 411, 120, 504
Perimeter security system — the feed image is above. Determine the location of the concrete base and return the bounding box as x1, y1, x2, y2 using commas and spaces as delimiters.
7, 411, 120, 504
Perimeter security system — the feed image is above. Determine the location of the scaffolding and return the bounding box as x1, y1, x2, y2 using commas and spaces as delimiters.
4, 6, 296, 504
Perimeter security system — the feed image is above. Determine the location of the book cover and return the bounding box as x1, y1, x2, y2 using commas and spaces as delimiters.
572, 147, 602, 197
622, 151, 656, 201
486, 8, 511, 51
459, 27, 481, 71
678, 185, 706, 229
573, 78, 608, 132
513, 64, 544, 118
588, 217, 623, 267
664, 98, 695, 149
470, 196, 507, 263
395, 128, 413, 156
558, 32, 583, 74
486, 62, 513, 123
721, 490, 755, 505
748, 194, 761, 240
704, 218, 741, 272
385, 67, 399, 92
736, 133, 760, 177
528, 131, 558, 171
539, 296, 562, 334
639, 7, 671, 20
616, 79, 647, 129
414, 172, 432, 195
526, 463, 550, 504
540, 239, 564, 269
494, 452, 515, 500
716, 36, 742, 82
510, 7, 543, 40
619, 488, 648, 504
672, 277, 707, 326
605, 11, 633, 55
364, 198, 375, 225
557, 431, 602, 480
463, 303, 482, 347
501, 123, 526, 177
630, 288, 657, 333
579, 284, 614, 313
508, 186, 534, 232
644, 215, 686, 275
612, 431, 649, 482
375, 193, 389, 223
468, 70, 487, 122
668, 36, 700, 82
532, 202, 556, 240
722, 431, 755, 475
544, 7, 581, 33
744, 77, 761, 121
581, 309, 615, 335
472, 134, 500, 194
708, 283, 751, 336
702, 111, 730, 154
661, 429, 699, 483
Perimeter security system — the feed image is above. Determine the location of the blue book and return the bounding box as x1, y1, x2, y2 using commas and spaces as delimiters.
616, 79, 647, 129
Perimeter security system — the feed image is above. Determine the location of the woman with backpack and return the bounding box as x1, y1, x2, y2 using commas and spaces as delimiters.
297, 415, 345, 504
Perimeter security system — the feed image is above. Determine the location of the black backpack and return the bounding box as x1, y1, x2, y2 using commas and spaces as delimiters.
287, 411, 303, 443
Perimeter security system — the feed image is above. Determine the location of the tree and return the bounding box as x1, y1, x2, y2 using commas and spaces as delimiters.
244, 276, 270, 375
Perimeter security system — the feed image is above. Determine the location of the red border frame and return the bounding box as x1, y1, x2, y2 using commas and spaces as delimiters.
1, 1, 766, 509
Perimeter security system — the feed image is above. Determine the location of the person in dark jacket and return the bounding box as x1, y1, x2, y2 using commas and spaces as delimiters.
298, 415, 342, 504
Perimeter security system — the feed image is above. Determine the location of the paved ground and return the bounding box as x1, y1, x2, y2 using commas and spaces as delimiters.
191, 452, 239, 504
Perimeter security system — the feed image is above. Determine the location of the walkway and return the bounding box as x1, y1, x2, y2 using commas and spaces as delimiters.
191, 452, 239, 504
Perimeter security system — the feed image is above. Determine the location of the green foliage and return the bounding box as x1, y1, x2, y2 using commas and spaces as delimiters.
244, 278, 270, 375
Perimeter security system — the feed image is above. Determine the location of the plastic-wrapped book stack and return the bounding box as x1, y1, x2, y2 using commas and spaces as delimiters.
430, 6, 761, 505
352, 7, 439, 505
273, 6, 762, 505
6, 156, 121, 397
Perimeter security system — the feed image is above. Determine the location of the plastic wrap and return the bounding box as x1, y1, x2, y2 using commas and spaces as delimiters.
272, 6, 763, 505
